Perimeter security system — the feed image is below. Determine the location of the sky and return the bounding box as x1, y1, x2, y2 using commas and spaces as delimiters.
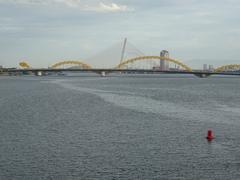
0, 0, 240, 68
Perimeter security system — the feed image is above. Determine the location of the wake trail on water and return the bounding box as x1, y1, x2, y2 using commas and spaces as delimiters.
49, 79, 240, 125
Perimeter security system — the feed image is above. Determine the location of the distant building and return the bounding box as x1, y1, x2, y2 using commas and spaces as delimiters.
203, 64, 214, 71
203, 64, 208, 71
160, 50, 169, 71
209, 65, 214, 71
0, 66, 3, 75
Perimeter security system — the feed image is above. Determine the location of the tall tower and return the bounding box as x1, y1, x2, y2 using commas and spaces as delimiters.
120, 38, 127, 64
160, 50, 169, 70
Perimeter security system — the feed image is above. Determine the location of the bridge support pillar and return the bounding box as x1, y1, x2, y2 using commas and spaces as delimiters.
35, 71, 43, 76
100, 71, 106, 77
195, 73, 210, 78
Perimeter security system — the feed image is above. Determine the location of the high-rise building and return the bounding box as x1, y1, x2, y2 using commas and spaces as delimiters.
160, 50, 169, 70
203, 64, 208, 71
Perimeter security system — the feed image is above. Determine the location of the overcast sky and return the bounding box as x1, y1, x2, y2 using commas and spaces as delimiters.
0, 0, 240, 68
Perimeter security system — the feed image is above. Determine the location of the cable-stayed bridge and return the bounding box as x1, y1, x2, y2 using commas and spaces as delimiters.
85, 39, 145, 68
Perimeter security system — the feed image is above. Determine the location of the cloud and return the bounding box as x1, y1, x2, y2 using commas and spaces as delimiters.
0, 0, 132, 12
85, 2, 130, 12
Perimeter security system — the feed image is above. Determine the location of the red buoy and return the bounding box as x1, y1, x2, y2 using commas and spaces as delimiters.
206, 130, 214, 141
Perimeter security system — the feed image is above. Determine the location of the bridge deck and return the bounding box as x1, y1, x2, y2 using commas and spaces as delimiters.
2, 68, 240, 77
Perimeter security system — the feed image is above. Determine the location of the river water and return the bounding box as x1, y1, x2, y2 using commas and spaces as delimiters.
0, 75, 240, 179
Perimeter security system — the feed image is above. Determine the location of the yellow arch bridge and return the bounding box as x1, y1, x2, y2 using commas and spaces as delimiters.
115, 56, 192, 72
19, 60, 92, 69
214, 64, 240, 72
17, 57, 240, 77
51, 60, 92, 69
20, 56, 192, 71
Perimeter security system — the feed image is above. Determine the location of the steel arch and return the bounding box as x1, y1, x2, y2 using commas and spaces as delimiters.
214, 64, 240, 72
51, 60, 92, 69
115, 56, 192, 72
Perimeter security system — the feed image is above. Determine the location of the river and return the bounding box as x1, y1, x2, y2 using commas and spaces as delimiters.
0, 75, 240, 179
